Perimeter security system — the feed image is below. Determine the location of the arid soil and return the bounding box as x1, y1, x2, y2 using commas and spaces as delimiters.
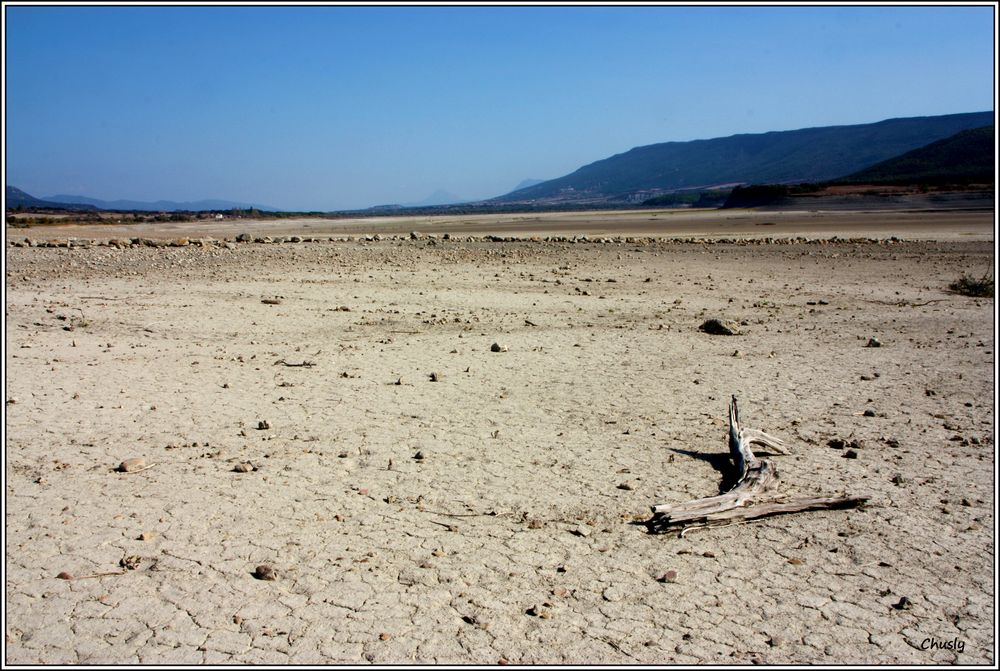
4, 211, 995, 664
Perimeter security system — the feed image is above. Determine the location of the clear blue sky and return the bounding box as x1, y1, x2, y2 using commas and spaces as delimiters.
5, 3, 996, 211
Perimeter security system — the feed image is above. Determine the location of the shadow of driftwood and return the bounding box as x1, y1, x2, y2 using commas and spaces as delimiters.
670, 448, 739, 493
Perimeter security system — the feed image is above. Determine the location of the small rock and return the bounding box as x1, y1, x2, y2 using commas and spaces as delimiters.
657, 569, 678, 583
413, 451, 425, 461
253, 564, 277, 581
490, 342, 507, 352
890, 473, 907, 485
138, 532, 156, 541
893, 596, 913, 610
233, 462, 255, 473
56, 571, 73, 580
525, 605, 540, 616
120, 555, 142, 570
571, 525, 591, 537
843, 449, 859, 459
117, 457, 146, 472
787, 558, 804, 565
865, 337, 882, 348
379, 632, 391, 641
257, 420, 271, 430
429, 372, 440, 382
863, 409, 876, 417
699, 318, 739, 336
827, 438, 846, 450
261, 298, 282, 305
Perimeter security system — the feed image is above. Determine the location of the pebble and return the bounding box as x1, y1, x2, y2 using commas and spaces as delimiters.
571, 525, 591, 537
863, 409, 876, 417
657, 569, 678, 583
253, 564, 277, 581
257, 420, 271, 430
893, 596, 913, 610
413, 451, 425, 461
120, 555, 142, 570
490, 342, 507, 352
379, 632, 392, 641
138, 531, 156, 541
699, 318, 739, 336
233, 462, 256, 473
429, 372, 440, 382
56, 571, 73, 580
117, 457, 146, 472
865, 337, 882, 348
843, 449, 859, 459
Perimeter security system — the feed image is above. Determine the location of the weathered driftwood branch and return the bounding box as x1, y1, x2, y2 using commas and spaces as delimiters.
647, 396, 868, 534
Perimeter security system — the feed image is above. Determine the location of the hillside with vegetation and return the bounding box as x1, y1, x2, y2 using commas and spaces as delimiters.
493, 111, 993, 205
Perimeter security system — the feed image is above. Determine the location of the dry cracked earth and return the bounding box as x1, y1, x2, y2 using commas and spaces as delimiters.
4, 233, 995, 664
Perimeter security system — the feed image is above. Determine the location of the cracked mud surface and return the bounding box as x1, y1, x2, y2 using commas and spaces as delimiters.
4, 227, 994, 664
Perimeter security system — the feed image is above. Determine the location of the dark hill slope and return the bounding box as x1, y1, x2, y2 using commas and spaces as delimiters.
838, 125, 994, 185
494, 111, 993, 203
6, 186, 98, 211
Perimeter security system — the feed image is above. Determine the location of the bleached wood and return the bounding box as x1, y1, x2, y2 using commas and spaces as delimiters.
648, 396, 868, 534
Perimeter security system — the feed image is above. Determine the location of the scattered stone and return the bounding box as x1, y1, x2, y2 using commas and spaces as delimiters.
236, 233, 252, 243
490, 342, 508, 352
116, 457, 147, 473
429, 372, 440, 382
893, 596, 913, 610
787, 558, 804, 565
261, 298, 282, 305
571, 525, 592, 537
413, 451, 425, 461
657, 569, 678, 583
233, 462, 256, 473
257, 420, 271, 430
699, 318, 739, 336
138, 531, 156, 541
119, 555, 142, 570
253, 564, 277, 581
379, 632, 391, 641
827, 438, 846, 450
56, 571, 73, 580
616, 482, 634, 491
525, 605, 540, 616
843, 449, 859, 459
863, 409, 876, 417
891, 473, 907, 485
865, 337, 882, 348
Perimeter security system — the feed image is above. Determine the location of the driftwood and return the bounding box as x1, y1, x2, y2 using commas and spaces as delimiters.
647, 396, 868, 535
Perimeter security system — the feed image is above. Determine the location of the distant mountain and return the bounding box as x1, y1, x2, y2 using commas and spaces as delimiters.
722, 126, 995, 209
405, 189, 466, 207
837, 125, 995, 185
512, 178, 545, 191
6, 186, 98, 210
43, 194, 280, 212
492, 111, 994, 204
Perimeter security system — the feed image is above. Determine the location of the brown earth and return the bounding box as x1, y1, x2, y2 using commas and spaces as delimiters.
3, 211, 995, 664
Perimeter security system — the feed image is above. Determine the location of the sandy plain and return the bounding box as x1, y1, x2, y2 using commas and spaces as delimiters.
3, 208, 996, 664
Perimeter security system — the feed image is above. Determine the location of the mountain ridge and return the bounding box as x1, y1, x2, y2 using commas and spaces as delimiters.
42, 194, 280, 212
493, 111, 994, 204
